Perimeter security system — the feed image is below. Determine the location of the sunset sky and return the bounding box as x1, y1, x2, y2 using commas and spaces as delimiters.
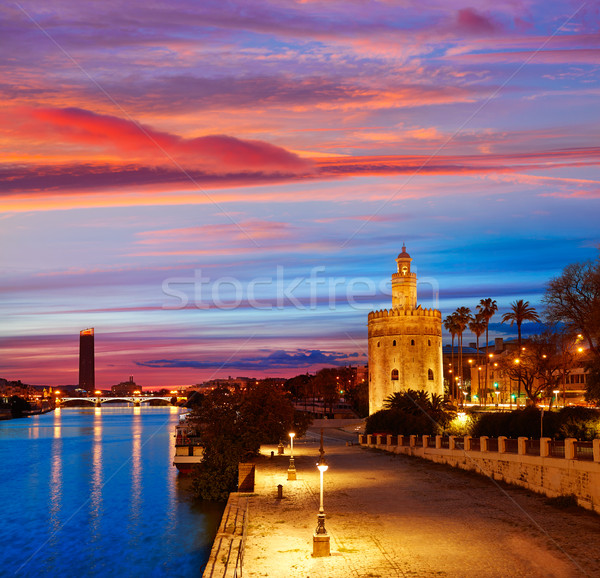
1, 1, 599, 387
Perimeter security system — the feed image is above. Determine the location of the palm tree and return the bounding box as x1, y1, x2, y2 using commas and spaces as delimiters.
468, 313, 486, 401
476, 298, 498, 406
501, 299, 541, 405
443, 314, 459, 399
453, 306, 472, 405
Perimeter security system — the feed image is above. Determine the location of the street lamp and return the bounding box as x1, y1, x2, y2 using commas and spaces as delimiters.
313, 430, 330, 557
287, 432, 296, 481
553, 389, 560, 410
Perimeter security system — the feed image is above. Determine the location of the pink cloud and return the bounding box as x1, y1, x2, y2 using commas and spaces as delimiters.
30, 107, 312, 174
455, 8, 502, 35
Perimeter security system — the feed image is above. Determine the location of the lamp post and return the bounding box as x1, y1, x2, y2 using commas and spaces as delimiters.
313, 430, 330, 557
287, 432, 296, 480
553, 389, 560, 411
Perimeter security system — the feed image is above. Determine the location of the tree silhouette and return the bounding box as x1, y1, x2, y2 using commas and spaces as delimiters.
501, 299, 541, 403
477, 298, 498, 406
543, 255, 600, 359
468, 313, 486, 400
453, 306, 472, 404
444, 314, 459, 399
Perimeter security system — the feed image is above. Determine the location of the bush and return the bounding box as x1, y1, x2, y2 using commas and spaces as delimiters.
189, 383, 309, 501
365, 408, 437, 436
444, 412, 479, 437
556, 407, 600, 441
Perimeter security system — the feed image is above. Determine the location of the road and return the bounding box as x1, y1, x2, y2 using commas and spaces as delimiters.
242, 423, 600, 577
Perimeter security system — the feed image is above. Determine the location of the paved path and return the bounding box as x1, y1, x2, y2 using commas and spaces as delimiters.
243, 426, 600, 577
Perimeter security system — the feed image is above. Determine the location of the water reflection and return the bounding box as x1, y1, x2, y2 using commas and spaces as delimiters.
0, 406, 224, 578
128, 407, 142, 548
89, 409, 103, 540
50, 409, 63, 535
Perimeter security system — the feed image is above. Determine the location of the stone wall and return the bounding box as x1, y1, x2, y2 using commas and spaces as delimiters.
203, 493, 248, 578
368, 308, 443, 413
360, 434, 600, 514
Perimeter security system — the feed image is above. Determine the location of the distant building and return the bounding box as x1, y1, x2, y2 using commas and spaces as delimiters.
111, 376, 141, 396
79, 328, 95, 392
198, 376, 254, 390
368, 246, 444, 414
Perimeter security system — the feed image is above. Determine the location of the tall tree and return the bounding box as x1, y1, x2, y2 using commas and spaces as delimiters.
453, 306, 472, 404
477, 298, 498, 406
543, 255, 600, 359
501, 299, 541, 404
443, 314, 459, 399
498, 332, 566, 406
468, 313, 486, 399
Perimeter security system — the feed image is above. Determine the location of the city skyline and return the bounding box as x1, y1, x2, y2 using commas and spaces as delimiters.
1, 1, 599, 386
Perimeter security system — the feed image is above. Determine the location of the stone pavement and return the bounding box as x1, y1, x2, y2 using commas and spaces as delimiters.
242, 424, 600, 577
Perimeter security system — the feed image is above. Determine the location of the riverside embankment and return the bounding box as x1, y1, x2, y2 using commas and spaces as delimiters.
209, 420, 600, 577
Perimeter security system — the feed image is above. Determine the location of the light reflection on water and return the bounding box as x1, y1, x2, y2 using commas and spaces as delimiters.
0, 406, 224, 578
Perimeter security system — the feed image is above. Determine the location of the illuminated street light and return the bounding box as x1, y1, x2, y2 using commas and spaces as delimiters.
313, 430, 330, 557
553, 389, 560, 409
287, 432, 296, 481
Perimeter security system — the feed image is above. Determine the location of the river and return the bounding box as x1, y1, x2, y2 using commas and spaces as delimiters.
0, 406, 224, 577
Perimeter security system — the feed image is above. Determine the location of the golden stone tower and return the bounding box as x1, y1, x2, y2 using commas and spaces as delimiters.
368, 246, 443, 414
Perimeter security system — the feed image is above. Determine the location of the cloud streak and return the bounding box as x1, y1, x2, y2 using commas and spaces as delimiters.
136, 349, 362, 371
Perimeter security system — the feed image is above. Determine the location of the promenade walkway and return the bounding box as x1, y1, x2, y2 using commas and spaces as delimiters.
243, 423, 600, 577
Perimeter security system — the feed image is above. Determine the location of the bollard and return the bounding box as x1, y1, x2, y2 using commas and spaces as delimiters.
270, 450, 274, 458
277, 484, 283, 499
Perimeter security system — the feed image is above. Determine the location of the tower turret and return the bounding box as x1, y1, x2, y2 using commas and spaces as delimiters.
392, 244, 417, 309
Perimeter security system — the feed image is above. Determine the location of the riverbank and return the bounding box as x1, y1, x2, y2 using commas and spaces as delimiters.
236, 421, 600, 577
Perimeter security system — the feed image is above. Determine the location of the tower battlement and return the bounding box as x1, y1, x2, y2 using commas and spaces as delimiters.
368, 307, 442, 320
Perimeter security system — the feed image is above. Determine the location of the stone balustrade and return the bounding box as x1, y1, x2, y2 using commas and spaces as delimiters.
359, 434, 600, 514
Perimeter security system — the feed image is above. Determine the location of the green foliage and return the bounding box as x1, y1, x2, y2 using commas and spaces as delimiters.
444, 412, 478, 436
292, 410, 313, 438
556, 407, 600, 441
365, 389, 455, 435
383, 389, 454, 428
365, 408, 436, 436
471, 407, 600, 440
584, 358, 600, 405
188, 383, 311, 501
472, 408, 560, 438
9, 395, 30, 418
192, 445, 241, 501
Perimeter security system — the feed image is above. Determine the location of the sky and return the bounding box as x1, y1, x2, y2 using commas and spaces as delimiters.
1, 0, 599, 388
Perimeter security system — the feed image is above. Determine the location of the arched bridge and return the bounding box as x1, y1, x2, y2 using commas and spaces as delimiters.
58, 396, 176, 406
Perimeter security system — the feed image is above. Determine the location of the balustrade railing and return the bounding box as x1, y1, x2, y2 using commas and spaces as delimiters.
359, 434, 597, 462
487, 438, 499, 452
549, 440, 565, 458
574, 441, 594, 461
525, 439, 540, 456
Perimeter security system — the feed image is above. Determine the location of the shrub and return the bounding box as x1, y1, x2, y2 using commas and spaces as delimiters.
444, 412, 479, 437
365, 408, 437, 436
556, 407, 600, 441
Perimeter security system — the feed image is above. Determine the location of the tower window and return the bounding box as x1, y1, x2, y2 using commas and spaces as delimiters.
377, 341, 380, 348
411, 339, 415, 346
392, 340, 397, 346
428, 339, 431, 346
428, 369, 434, 381
391, 369, 399, 381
